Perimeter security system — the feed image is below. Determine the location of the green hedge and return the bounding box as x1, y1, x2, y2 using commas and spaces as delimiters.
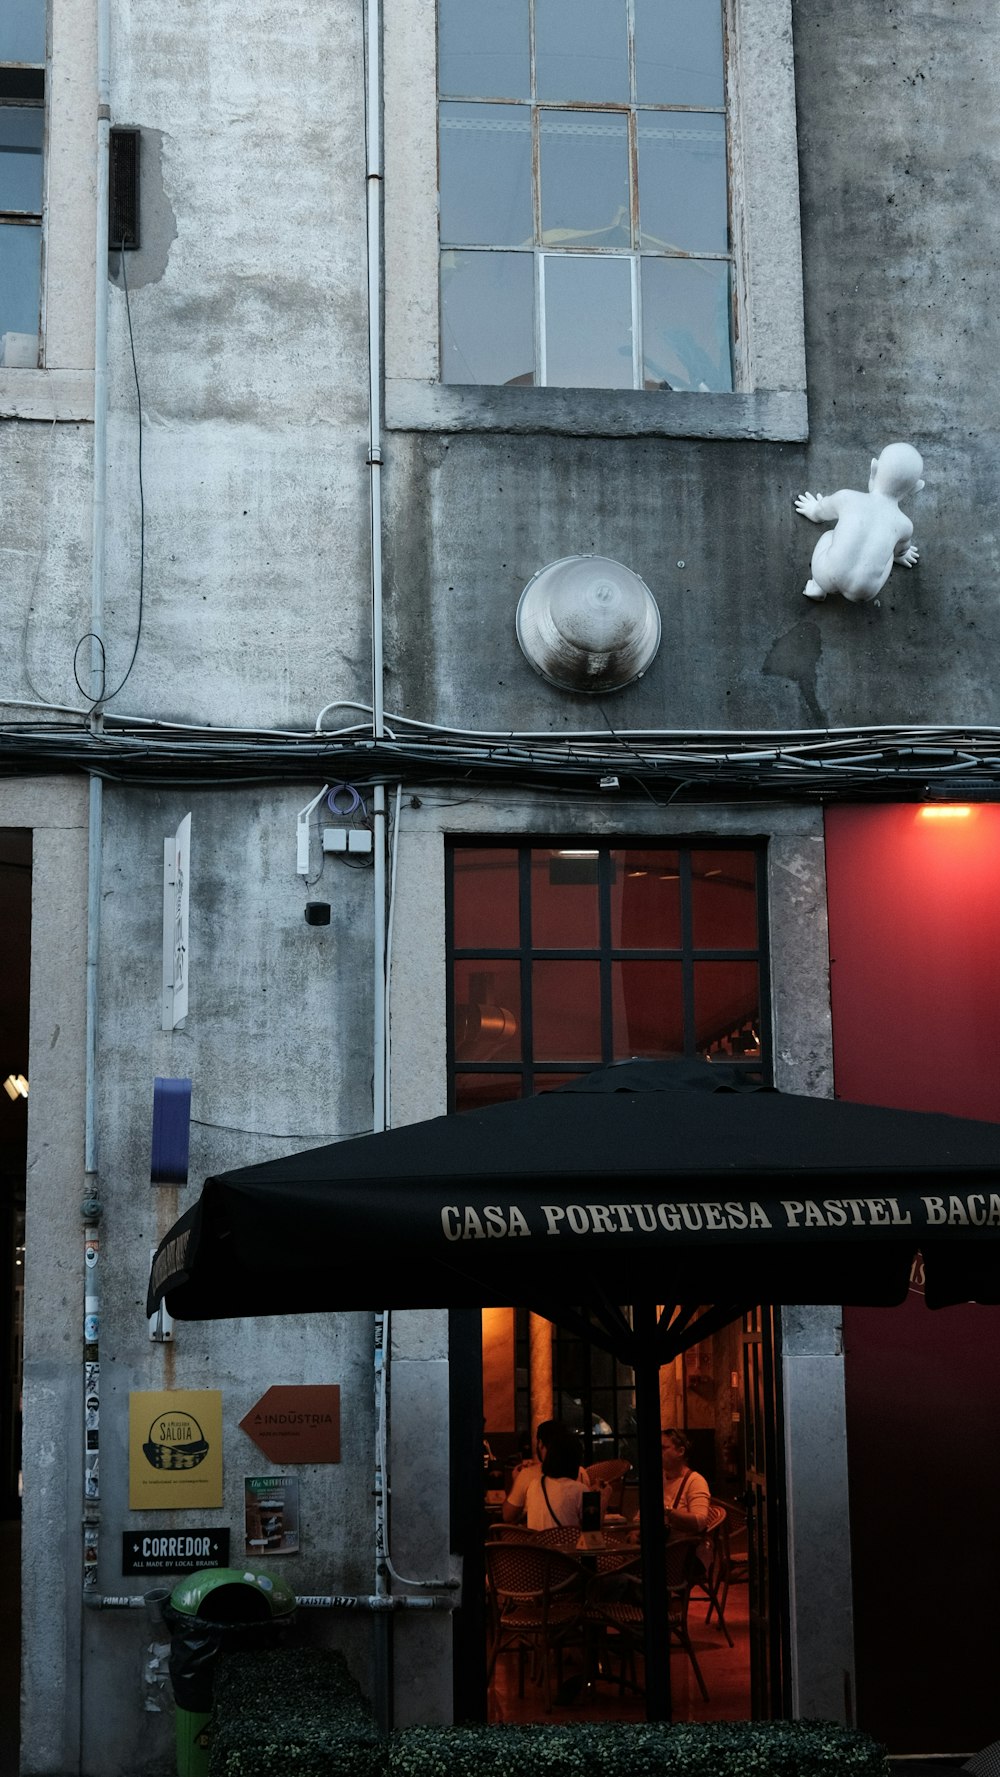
208, 1648, 381, 1777
207, 1649, 889, 1777
388, 1722, 889, 1777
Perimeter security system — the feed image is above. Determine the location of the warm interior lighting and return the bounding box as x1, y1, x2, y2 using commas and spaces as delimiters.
917, 805, 973, 820
3, 1074, 28, 1100
552, 849, 599, 858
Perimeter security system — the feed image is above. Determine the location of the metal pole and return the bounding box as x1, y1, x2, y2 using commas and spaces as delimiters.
634, 1303, 671, 1721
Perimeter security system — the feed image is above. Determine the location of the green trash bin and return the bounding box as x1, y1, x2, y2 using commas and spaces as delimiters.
163, 1567, 296, 1777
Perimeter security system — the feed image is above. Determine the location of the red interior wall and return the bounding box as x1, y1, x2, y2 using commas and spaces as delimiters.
826, 805, 1000, 1753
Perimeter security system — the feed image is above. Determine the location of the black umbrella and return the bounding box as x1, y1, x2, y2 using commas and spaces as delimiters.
147, 1058, 1000, 1719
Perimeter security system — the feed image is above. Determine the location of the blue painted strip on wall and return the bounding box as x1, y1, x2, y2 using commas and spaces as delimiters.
151, 1077, 192, 1186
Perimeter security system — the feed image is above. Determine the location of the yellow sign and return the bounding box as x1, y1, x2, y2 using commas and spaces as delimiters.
129, 1390, 223, 1509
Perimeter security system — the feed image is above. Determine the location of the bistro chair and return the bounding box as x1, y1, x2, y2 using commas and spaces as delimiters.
584, 1533, 710, 1702
690, 1501, 734, 1646
585, 1458, 631, 1514
707, 1496, 749, 1628
485, 1541, 585, 1711
486, 1521, 537, 1541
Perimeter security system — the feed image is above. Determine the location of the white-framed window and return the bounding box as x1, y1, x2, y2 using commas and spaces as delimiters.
384, 0, 807, 440
438, 0, 734, 394
0, 0, 45, 369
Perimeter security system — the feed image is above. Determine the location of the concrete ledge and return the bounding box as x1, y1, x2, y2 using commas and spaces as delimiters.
385, 379, 808, 441
0, 368, 95, 421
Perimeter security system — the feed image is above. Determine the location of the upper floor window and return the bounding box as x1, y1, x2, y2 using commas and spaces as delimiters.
438, 0, 733, 393
447, 840, 768, 1112
1, 0, 45, 369
384, 0, 806, 438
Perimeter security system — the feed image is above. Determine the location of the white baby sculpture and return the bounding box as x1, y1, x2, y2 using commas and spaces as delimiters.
795, 443, 924, 604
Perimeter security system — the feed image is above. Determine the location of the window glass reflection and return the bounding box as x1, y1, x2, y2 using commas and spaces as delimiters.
440, 103, 533, 246
454, 1073, 523, 1113
0, 0, 45, 64
634, 0, 725, 107
638, 113, 728, 255
691, 851, 759, 947
535, 0, 629, 103
532, 851, 599, 949
641, 256, 732, 392
610, 850, 682, 948
453, 960, 522, 1063
0, 105, 43, 212
612, 960, 684, 1057
441, 251, 534, 386
0, 222, 41, 348
533, 961, 602, 1060
439, 0, 529, 99
540, 111, 630, 249
694, 961, 760, 1057
452, 849, 520, 948
543, 255, 633, 388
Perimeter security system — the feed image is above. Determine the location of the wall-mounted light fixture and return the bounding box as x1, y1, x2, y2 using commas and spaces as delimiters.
917, 805, 973, 820
3, 1074, 28, 1100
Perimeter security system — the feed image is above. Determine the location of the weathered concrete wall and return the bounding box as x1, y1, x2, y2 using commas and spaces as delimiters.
99, 0, 372, 729
384, 0, 1000, 736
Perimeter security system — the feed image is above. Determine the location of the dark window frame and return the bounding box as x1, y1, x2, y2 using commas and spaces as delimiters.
446, 837, 771, 1109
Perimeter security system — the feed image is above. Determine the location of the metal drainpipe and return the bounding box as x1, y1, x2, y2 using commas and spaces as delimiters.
364, 0, 394, 1734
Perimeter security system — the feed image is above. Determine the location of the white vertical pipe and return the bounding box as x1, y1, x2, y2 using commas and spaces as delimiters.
366, 0, 388, 1138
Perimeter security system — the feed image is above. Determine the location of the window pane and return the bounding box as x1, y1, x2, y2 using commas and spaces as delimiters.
694, 960, 760, 1055
610, 850, 682, 948
454, 1073, 523, 1113
439, 103, 533, 246
611, 960, 684, 1057
532, 850, 600, 949
0, 222, 40, 351
634, 0, 724, 107
691, 850, 759, 948
641, 256, 732, 392
441, 250, 534, 386
439, 0, 529, 98
0, 105, 43, 212
543, 255, 633, 389
535, 0, 630, 102
0, 0, 45, 63
453, 960, 522, 1062
638, 113, 727, 254
540, 111, 630, 250
453, 849, 520, 948
532, 961, 602, 1060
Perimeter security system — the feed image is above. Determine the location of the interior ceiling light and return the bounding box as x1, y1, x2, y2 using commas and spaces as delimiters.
3, 1073, 28, 1100
516, 555, 661, 694
917, 805, 972, 819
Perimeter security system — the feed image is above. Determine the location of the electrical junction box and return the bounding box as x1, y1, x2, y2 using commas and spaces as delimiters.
322, 829, 373, 855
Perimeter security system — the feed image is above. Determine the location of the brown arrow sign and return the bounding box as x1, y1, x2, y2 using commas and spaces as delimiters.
239, 1385, 341, 1464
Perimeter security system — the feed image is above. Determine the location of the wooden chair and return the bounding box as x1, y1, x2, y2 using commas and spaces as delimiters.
485, 1541, 585, 1711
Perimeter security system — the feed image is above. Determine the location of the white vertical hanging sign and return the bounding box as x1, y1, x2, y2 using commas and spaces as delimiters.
162, 813, 191, 1030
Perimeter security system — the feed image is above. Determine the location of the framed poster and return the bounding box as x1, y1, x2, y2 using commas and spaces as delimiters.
129, 1390, 223, 1509
244, 1475, 299, 1556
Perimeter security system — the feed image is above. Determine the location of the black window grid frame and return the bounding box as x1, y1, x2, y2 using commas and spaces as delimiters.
446, 837, 772, 1109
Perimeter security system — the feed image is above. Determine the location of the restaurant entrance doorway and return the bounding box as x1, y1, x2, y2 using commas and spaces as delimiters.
473, 1301, 787, 1723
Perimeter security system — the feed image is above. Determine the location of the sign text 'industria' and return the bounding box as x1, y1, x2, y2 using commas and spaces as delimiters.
239, 1385, 341, 1464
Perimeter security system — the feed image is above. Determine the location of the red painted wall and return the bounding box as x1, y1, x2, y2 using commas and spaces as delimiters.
826, 805, 1000, 1754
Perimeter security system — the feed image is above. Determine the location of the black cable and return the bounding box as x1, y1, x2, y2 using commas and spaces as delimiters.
100, 245, 146, 705
74, 246, 147, 710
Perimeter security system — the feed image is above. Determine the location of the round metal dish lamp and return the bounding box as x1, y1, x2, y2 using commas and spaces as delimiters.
516, 555, 661, 694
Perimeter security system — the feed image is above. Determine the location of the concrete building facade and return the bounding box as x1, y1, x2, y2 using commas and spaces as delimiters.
2, 0, 1000, 1769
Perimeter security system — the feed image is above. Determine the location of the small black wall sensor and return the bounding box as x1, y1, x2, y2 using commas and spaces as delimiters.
109, 127, 141, 250
304, 902, 332, 927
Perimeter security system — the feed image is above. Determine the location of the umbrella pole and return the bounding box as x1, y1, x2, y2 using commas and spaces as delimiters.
634, 1305, 671, 1721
